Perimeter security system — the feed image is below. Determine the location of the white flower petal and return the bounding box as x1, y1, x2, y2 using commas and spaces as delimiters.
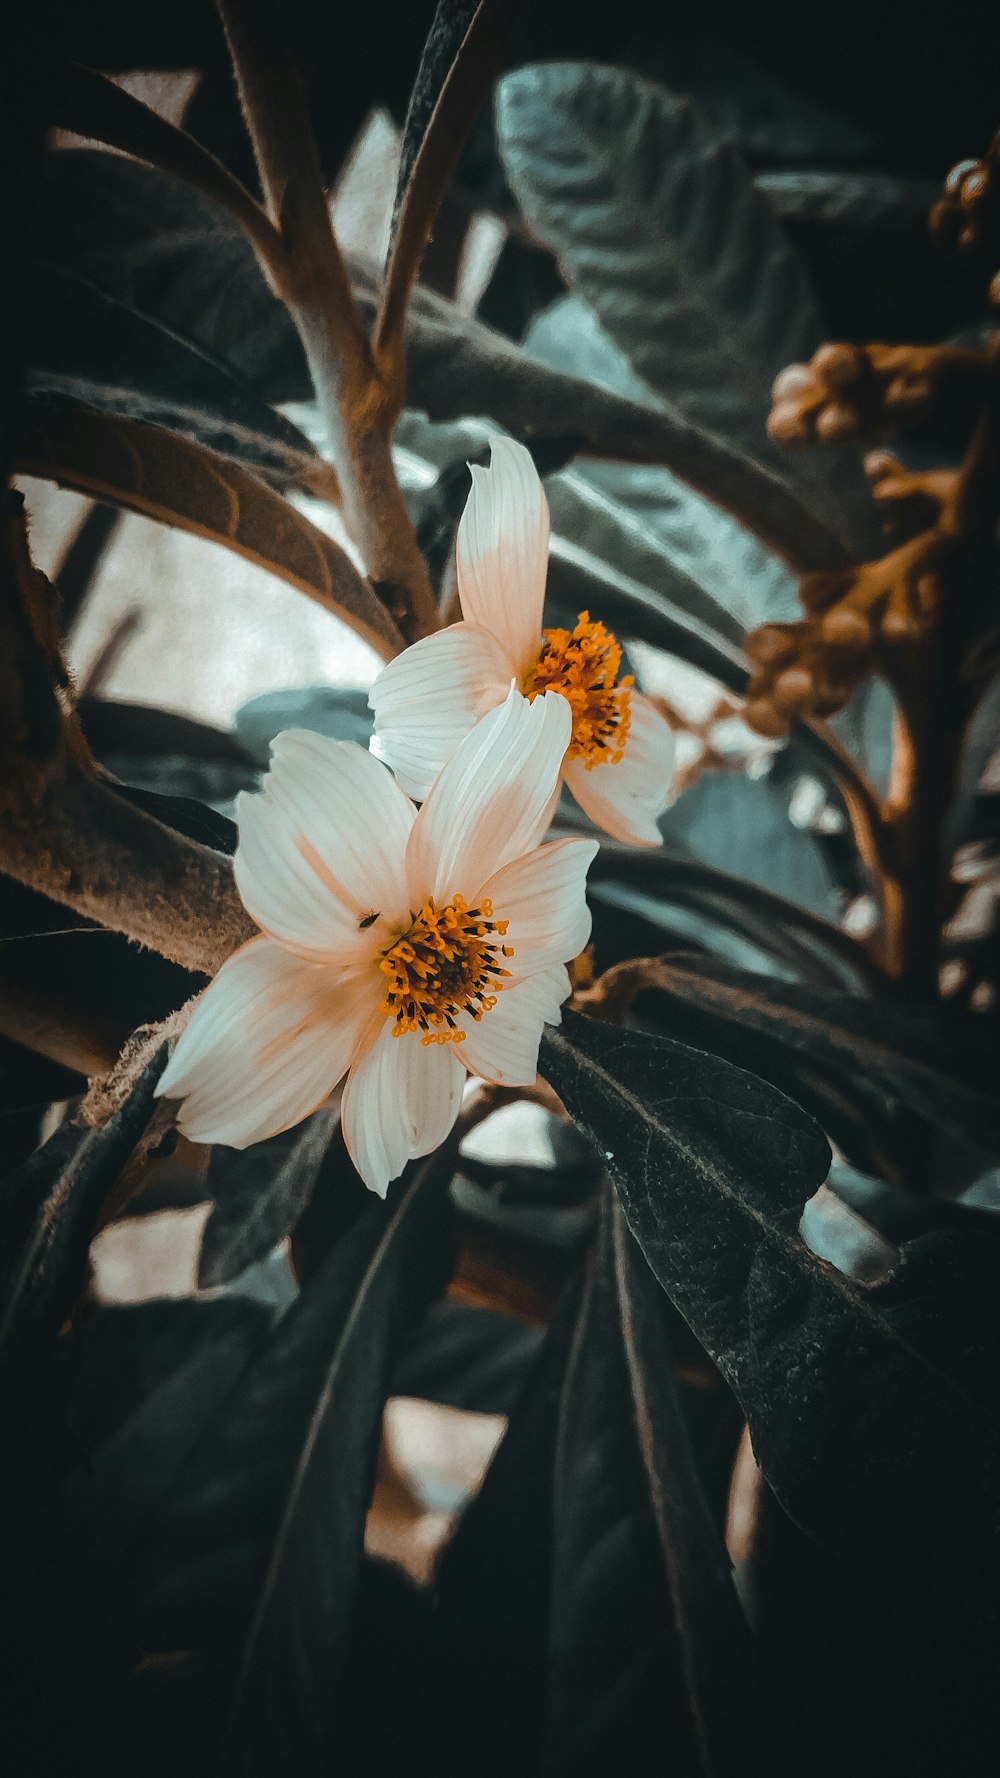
456, 435, 550, 676
368, 623, 513, 801
341, 1027, 465, 1197
234, 731, 415, 961
156, 938, 380, 1148
563, 691, 675, 846
406, 686, 571, 907
480, 837, 598, 977
459, 963, 570, 1087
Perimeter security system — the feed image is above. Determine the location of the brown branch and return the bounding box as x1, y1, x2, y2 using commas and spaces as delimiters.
878, 412, 1000, 992
216, 0, 438, 643
375, 0, 520, 386
0, 771, 254, 975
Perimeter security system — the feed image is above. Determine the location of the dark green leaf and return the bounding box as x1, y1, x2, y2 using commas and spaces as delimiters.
35, 150, 846, 574
0, 1051, 167, 1389
526, 296, 799, 633
21, 261, 322, 483
428, 1276, 584, 1775
389, 1297, 542, 1417
663, 770, 842, 921
137, 1155, 456, 1774
628, 954, 1000, 1153
199, 1108, 339, 1288
541, 1012, 1000, 1558
543, 1192, 756, 1777
496, 62, 873, 550
233, 685, 374, 766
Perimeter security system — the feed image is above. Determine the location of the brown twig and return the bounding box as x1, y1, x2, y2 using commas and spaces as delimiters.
375, 0, 521, 391
216, 0, 438, 643
878, 412, 1000, 992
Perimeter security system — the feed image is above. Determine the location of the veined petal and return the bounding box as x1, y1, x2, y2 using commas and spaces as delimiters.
156, 938, 380, 1149
368, 622, 513, 801
406, 686, 572, 907
234, 731, 415, 962
480, 837, 598, 978
341, 1027, 465, 1197
564, 691, 675, 846
456, 435, 550, 676
459, 963, 570, 1087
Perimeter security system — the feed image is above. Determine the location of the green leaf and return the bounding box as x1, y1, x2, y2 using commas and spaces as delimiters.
543, 1192, 756, 1777
496, 62, 873, 550
627, 954, 1000, 1153
199, 1109, 340, 1289
541, 1012, 1000, 1559
35, 150, 846, 574
149, 1156, 454, 1774
526, 295, 800, 633
428, 1190, 756, 1777
662, 770, 841, 921
21, 260, 324, 486
0, 1051, 167, 1387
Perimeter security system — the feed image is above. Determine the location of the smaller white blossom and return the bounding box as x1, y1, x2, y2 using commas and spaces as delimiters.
369, 435, 676, 845
156, 688, 597, 1199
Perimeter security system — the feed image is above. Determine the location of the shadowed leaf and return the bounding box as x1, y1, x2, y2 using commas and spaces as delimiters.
22, 262, 326, 486
0, 1051, 167, 1388
540, 1011, 1000, 1558
496, 62, 873, 550
200, 1108, 340, 1288
34, 149, 846, 573
624, 954, 1000, 1153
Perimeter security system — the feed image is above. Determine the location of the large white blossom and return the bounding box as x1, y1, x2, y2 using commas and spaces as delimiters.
156, 689, 597, 1198
370, 435, 676, 845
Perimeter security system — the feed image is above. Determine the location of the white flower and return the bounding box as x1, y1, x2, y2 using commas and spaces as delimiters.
370, 435, 676, 845
155, 688, 597, 1198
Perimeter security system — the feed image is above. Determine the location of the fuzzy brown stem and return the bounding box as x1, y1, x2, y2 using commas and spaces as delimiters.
0, 771, 255, 975
880, 413, 998, 993
217, 0, 438, 643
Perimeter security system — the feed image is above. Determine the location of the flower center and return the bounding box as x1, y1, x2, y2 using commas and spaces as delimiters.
379, 896, 514, 1046
526, 611, 633, 768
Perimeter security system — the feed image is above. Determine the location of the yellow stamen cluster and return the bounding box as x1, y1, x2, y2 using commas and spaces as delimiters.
527, 611, 633, 769
379, 896, 514, 1046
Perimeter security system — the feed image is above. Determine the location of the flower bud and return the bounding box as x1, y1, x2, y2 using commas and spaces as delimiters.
820, 607, 871, 652
743, 699, 789, 738
745, 624, 796, 667
773, 667, 815, 712
772, 363, 814, 400
816, 402, 859, 441
813, 343, 863, 389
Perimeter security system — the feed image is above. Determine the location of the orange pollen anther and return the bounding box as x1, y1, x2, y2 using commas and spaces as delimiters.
379, 895, 514, 1046
526, 610, 633, 768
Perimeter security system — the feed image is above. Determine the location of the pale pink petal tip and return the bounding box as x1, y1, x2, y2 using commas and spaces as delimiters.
456, 434, 550, 674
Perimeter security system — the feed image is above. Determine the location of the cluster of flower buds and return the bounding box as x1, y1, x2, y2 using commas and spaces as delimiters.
767, 343, 978, 448
929, 130, 1000, 303
742, 457, 955, 736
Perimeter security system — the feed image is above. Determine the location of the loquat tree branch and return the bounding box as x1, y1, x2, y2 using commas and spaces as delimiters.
216, 0, 439, 642
375, 0, 521, 389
